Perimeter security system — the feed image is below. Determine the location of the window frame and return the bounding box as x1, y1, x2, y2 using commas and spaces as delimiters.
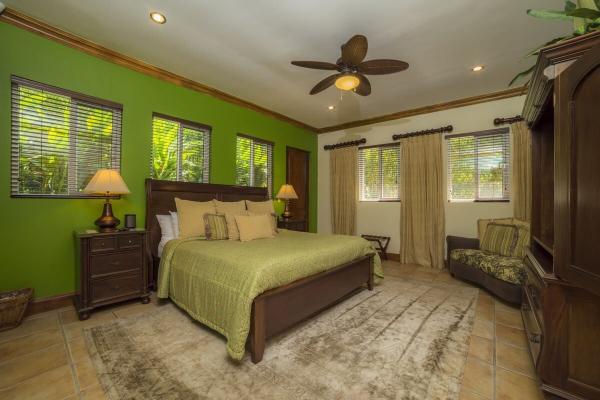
446, 128, 511, 203
358, 142, 401, 202
235, 133, 274, 196
10, 76, 123, 199
150, 112, 212, 183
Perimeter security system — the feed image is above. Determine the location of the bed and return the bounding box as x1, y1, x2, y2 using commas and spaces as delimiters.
145, 179, 382, 363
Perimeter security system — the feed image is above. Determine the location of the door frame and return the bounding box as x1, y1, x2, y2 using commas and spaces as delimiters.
285, 146, 310, 225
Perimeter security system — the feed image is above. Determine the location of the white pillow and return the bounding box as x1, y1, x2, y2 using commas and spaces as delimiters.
169, 211, 179, 239
156, 214, 175, 257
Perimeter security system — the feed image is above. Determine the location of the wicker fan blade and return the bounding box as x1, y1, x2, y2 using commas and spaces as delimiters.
291, 61, 339, 70
356, 59, 409, 75
341, 35, 368, 65
310, 74, 340, 95
354, 74, 371, 96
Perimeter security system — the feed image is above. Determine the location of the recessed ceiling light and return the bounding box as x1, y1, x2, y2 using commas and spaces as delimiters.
328, 105, 335, 110
471, 65, 485, 72
150, 12, 166, 24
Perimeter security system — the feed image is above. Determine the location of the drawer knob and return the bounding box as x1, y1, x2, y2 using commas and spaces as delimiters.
529, 334, 541, 344
100, 242, 105, 247
128, 240, 133, 244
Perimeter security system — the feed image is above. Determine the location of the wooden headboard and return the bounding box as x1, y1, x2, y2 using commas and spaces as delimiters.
145, 178, 268, 259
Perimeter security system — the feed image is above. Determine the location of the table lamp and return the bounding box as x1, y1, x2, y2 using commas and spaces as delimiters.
83, 169, 130, 232
276, 184, 298, 220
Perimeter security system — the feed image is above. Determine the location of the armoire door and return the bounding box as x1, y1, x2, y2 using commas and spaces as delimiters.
286, 147, 309, 230
555, 42, 600, 297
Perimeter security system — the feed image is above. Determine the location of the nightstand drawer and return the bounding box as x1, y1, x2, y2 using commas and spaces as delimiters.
90, 237, 116, 252
118, 234, 142, 250
91, 274, 142, 304
90, 252, 142, 278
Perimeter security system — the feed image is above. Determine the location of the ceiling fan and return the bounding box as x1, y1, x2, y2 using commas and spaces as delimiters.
291, 34, 409, 96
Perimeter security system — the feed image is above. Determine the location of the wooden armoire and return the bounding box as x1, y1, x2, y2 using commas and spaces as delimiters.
521, 32, 600, 400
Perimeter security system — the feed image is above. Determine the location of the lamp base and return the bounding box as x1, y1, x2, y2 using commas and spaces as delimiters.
282, 200, 293, 220
95, 200, 120, 232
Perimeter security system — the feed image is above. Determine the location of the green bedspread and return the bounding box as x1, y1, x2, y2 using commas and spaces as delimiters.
157, 229, 382, 360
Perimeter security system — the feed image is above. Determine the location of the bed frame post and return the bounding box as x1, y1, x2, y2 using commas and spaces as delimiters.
250, 297, 266, 363
368, 257, 374, 291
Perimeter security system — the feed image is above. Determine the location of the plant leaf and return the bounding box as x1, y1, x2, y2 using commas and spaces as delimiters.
509, 65, 536, 87
565, 1, 577, 12
527, 8, 572, 20
595, 0, 600, 10
567, 8, 600, 19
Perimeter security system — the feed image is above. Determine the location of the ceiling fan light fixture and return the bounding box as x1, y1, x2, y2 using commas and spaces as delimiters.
150, 12, 167, 24
335, 74, 360, 91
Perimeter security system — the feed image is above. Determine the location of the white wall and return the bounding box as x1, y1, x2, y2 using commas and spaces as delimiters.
318, 95, 525, 254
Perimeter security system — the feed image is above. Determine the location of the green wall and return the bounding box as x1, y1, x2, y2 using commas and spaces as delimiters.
0, 22, 318, 299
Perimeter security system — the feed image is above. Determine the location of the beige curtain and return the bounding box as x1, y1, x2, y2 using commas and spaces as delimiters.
511, 121, 532, 222
330, 146, 357, 235
399, 134, 445, 269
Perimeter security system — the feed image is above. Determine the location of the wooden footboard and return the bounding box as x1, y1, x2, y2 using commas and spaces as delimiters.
249, 254, 374, 363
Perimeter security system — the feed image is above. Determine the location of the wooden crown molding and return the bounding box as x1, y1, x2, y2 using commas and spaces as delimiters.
0, 8, 318, 133
316, 86, 528, 134
2, 7, 528, 135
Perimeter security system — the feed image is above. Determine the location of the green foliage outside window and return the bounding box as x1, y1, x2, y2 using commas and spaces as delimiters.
236, 136, 272, 192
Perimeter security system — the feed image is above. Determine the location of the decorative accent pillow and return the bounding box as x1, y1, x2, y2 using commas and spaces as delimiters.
248, 211, 278, 235
156, 214, 175, 257
477, 218, 513, 243
203, 214, 229, 240
245, 200, 275, 215
174, 198, 216, 239
169, 211, 179, 239
480, 223, 518, 257
214, 200, 247, 240
234, 214, 275, 242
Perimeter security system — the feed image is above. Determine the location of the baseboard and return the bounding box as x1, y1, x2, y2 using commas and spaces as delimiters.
386, 253, 401, 262
25, 292, 74, 317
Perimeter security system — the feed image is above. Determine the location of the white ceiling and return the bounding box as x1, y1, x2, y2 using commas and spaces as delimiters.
5, 0, 571, 129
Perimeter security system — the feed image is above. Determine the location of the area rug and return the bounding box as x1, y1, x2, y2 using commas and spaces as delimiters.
85, 276, 477, 400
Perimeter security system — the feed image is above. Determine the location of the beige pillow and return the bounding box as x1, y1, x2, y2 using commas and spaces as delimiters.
235, 214, 275, 242
477, 217, 513, 243
246, 200, 275, 215
213, 200, 247, 240
248, 211, 278, 235
174, 198, 216, 238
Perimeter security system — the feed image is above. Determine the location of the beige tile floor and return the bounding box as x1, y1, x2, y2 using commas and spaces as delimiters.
0, 262, 542, 400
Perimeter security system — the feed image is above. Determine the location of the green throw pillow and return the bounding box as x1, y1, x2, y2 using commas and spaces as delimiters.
480, 223, 517, 257
204, 213, 229, 240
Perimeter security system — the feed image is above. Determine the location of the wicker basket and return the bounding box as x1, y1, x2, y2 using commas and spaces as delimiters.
0, 288, 33, 331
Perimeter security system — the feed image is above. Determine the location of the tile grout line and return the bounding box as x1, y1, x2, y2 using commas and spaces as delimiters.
492, 299, 498, 400
58, 310, 84, 399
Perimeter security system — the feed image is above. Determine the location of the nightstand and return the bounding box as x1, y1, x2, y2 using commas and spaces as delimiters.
74, 229, 150, 320
277, 218, 307, 232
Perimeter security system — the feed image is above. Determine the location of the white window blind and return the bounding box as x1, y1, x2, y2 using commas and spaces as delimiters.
446, 128, 510, 201
236, 134, 273, 196
150, 113, 211, 183
11, 76, 122, 197
358, 143, 401, 201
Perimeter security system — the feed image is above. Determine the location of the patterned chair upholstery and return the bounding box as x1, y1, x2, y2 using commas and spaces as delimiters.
446, 218, 530, 304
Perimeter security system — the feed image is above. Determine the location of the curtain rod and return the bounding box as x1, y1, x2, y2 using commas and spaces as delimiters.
323, 138, 366, 150
392, 125, 453, 140
493, 115, 523, 126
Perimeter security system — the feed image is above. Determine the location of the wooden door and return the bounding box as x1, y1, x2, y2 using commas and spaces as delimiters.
555, 42, 600, 297
286, 147, 309, 230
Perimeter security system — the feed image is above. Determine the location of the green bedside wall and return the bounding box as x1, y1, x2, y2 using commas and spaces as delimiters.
0, 22, 318, 299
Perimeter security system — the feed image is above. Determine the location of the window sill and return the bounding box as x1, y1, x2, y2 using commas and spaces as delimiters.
11, 194, 121, 199
447, 199, 510, 203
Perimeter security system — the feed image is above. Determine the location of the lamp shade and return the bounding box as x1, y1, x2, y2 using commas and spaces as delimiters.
83, 169, 130, 195
276, 184, 298, 200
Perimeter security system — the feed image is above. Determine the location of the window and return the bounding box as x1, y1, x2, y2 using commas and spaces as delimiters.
236, 134, 273, 195
358, 144, 401, 201
150, 113, 211, 182
446, 128, 510, 201
11, 76, 122, 197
